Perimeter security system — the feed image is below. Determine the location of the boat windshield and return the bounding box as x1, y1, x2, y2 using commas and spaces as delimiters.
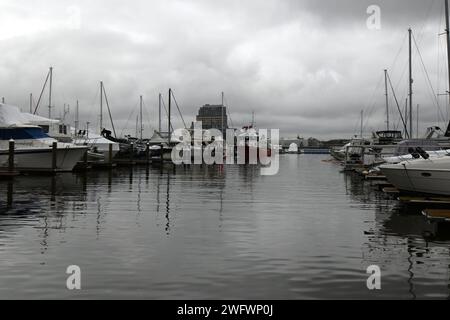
376, 131, 403, 139
0, 127, 50, 140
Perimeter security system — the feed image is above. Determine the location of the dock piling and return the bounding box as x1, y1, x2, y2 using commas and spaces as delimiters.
52, 142, 57, 170
109, 143, 113, 164
84, 149, 88, 166
8, 140, 14, 172
130, 143, 134, 164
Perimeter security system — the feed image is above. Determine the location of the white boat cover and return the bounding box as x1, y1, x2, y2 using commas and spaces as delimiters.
148, 131, 168, 144
0, 103, 59, 126
149, 130, 184, 144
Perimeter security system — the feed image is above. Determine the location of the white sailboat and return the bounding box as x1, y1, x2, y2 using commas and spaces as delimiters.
0, 103, 87, 171
73, 130, 120, 160
70, 83, 120, 160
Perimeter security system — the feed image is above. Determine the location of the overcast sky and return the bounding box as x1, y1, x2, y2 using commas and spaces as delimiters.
1, 0, 450, 139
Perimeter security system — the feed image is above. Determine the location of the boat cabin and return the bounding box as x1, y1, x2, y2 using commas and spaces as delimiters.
373, 130, 403, 145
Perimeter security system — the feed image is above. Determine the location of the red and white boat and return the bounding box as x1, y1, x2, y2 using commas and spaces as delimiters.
236, 125, 272, 164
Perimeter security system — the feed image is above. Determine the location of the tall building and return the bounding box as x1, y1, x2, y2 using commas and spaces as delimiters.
196, 104, 228, 133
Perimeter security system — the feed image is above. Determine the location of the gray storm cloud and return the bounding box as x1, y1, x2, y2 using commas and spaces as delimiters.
0, 0, 449, 139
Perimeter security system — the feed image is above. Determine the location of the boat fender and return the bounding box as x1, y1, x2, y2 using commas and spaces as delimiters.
408, 147, 420, 159
416, 147, 430, 160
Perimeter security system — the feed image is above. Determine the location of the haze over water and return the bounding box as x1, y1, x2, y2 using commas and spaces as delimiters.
1, 155, 450, 299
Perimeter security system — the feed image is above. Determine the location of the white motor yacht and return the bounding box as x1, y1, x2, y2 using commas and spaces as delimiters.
380, 155, 450, 196
0, 103, 87, 172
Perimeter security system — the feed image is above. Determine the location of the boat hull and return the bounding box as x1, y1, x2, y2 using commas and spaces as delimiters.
236, 146, 272, 163
0, 147, 87, 172
330, 149, 345, 161
149, 146, 173, 161
381, 165, 450, 196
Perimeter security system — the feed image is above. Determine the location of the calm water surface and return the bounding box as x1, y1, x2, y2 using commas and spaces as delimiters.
1, 155, 450, 299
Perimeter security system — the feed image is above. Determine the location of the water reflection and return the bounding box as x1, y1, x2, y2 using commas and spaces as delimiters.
1, 174, 89, 264
165, 171, 171, 234
343, 170, 450, 299
1, 157, 450, 299
1, 174, 87, 214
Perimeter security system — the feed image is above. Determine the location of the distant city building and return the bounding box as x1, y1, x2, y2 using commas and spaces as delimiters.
196, 104, 228, 133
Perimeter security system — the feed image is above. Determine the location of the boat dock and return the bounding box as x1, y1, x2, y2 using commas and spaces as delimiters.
1, 139, 175, 177
422, 209, 450, 222
342, 162, 450, 227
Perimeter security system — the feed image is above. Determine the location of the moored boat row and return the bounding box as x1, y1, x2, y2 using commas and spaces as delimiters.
329, 0, 450, 197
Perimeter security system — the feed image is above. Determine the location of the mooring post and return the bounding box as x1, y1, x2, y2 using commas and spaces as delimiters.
160, 144, 164, 163
52, 142, 57, 170
8, 139, 15, 172
130, 143, 134, 164
83, 149, 88, 168
7, 181, 13, 208
109, 143, 113, 165
146, 143, 150, 164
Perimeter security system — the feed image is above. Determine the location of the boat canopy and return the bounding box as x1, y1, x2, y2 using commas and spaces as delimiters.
0, 103, 59, 127
393, 139, 441, 156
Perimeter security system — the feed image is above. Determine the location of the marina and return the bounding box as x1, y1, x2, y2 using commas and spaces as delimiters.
3, 0, 450, 303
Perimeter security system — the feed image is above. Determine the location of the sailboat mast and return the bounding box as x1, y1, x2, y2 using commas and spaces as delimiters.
135, 115, 139, 138
384, 69, 389, 131
417, 104, 419, 138
221, 91, 224, 136
360, 110, 363, 138
158, 93, 162, 133
405, 98, 408, 137
140, 95, 143, 140
75, 100, 80, 134
408, 28, 413, 139
48, 67, 53, 119
100, 81, 103, 132
168, 88, 172, 144
102, 83, 117, 138
446, 0, 450, 120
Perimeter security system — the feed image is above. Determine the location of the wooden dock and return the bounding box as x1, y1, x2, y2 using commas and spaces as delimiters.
91, 162, 117, 170
399, 196, 450, 205
372, 181, 393, 190
1, 138, 181, 178
132, 159, 152, 165
382, 187, 400, 194
365, 174, 387, 181
422, 209, 450, 222
0, 170, 20, 179
113, 159, 137, 166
